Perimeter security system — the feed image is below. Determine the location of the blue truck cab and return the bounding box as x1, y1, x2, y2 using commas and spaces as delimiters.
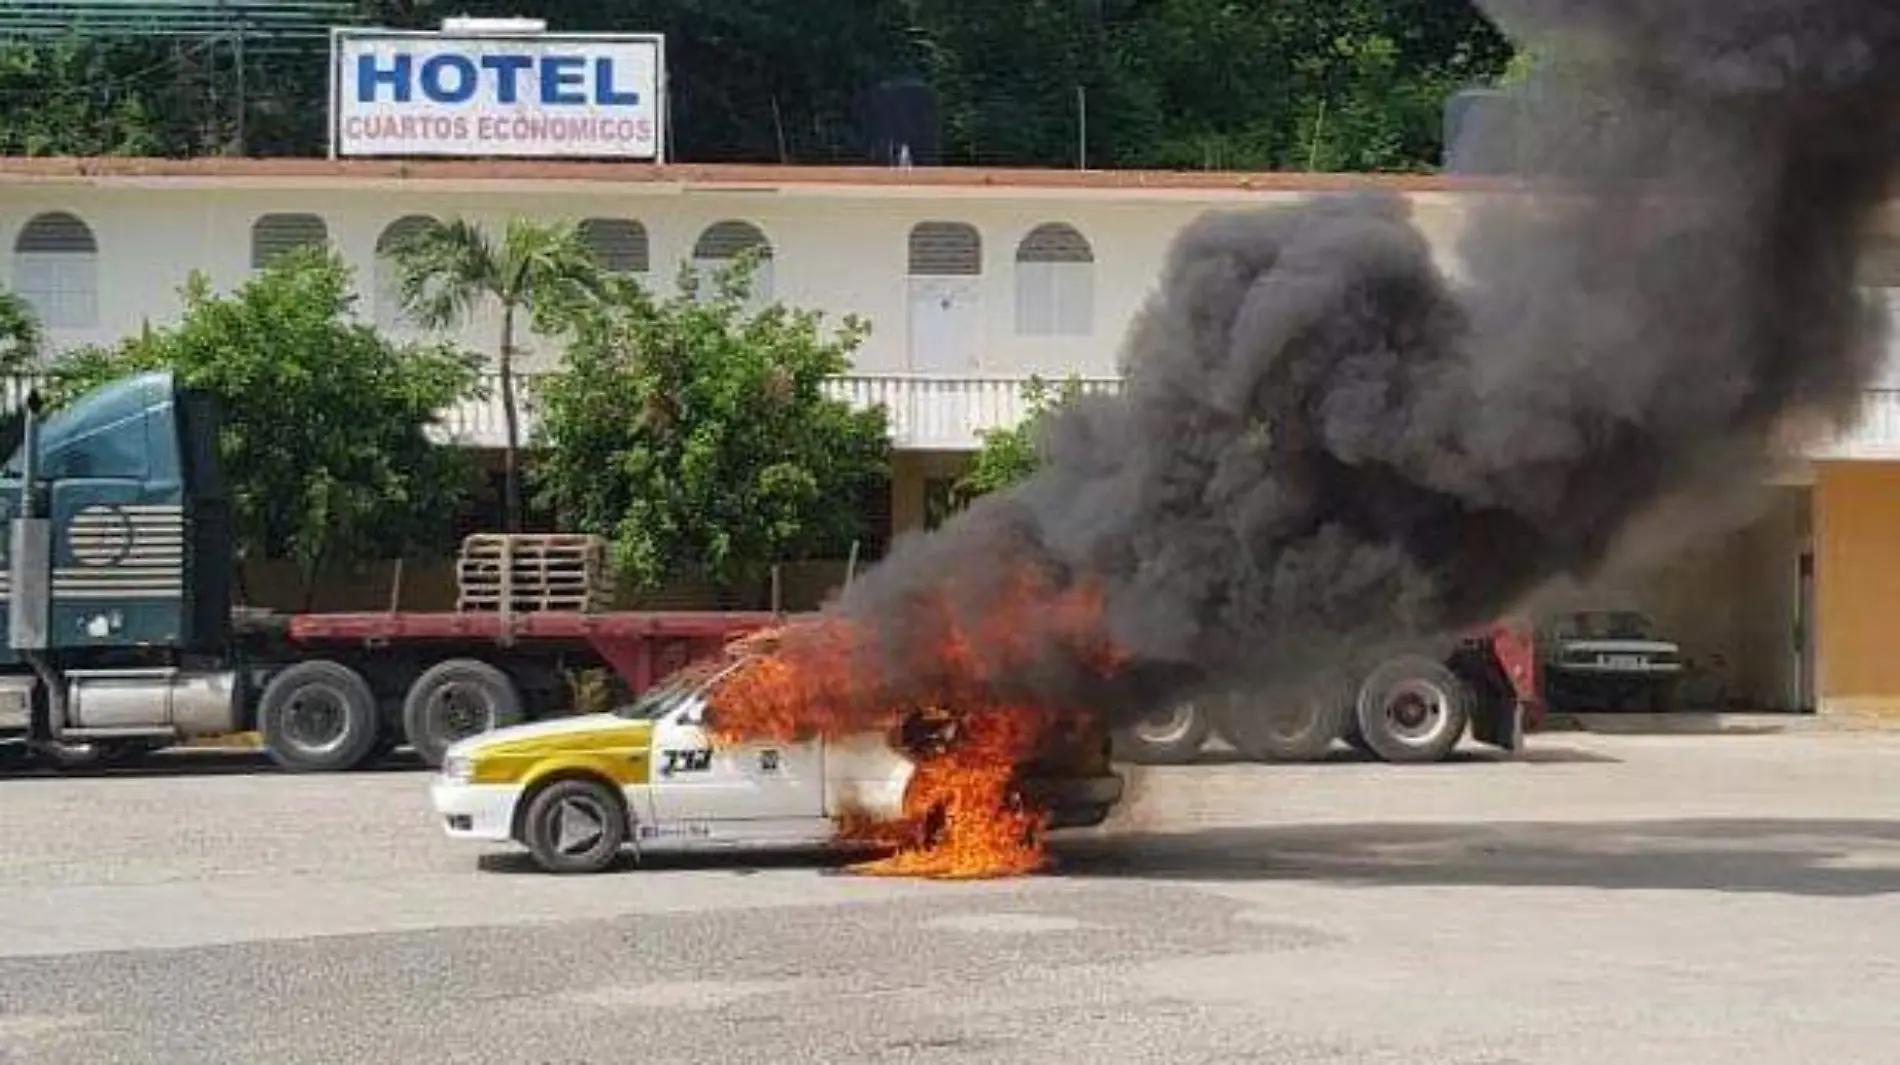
0, 371, 241, 754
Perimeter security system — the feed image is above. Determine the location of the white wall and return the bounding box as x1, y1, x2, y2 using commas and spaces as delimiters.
0, 177, 1479, 378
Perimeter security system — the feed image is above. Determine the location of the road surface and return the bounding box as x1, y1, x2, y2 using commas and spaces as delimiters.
2, 730, 1898, 1064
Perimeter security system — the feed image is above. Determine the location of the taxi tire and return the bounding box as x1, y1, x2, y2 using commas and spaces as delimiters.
402, 659, 525, 769
257, 660, 384, 773
522, 777, 628, 875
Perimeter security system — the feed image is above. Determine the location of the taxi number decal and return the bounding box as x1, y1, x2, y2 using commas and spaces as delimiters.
661, 748, 713, 775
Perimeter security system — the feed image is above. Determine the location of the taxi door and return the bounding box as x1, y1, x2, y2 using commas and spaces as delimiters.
648, 690, 826, 824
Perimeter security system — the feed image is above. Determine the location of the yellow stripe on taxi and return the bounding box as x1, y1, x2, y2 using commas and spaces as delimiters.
456, 717, 655, 788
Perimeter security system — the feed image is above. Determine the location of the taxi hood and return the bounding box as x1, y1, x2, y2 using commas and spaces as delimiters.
444, 713, 644, 761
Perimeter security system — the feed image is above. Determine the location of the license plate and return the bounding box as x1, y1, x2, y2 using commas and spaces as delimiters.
1597, 654, 1645, 669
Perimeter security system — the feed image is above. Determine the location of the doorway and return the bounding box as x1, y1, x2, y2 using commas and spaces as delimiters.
906, 222, 983, 373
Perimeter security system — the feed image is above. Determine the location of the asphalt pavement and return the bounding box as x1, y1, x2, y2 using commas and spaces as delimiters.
3, 730, 1899, 1064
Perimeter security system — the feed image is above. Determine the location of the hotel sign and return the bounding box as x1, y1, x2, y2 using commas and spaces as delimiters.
329, 27, 665, 160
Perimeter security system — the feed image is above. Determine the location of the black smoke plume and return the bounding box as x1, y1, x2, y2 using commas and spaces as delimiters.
826, 0, 1900, 727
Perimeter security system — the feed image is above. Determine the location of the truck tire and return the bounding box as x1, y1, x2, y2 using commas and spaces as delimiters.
521, 776, 628, 875
1112, 700, 1211, 765
1213, 683, 1351, 763
1340, 717, 1374, 756
1353, 655, 1471, 764
402, 659, 526, 768
257, 660, 384, 773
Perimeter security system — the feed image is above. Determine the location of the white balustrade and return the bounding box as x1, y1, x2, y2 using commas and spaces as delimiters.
8, 372, 1900, 460
431, 372, 1124, 451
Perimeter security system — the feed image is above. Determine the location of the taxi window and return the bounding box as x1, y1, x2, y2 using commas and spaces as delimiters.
614, 676, 697, 720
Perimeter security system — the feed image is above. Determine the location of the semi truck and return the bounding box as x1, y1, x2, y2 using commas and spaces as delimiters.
0, 370, 1537, 775
1113, 622, 1543, 765
0, 371, 778, 771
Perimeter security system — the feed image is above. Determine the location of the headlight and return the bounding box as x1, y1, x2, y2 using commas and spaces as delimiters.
441, 755, 474, 784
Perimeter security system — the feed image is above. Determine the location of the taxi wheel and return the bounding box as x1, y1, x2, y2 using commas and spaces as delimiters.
522, 778, 628, 875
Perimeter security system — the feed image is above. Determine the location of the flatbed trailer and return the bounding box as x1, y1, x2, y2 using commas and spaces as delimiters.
250, 608, 786, 769
286, 609, 780, 697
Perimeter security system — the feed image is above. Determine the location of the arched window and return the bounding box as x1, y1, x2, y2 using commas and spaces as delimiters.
1861, 235, 1900, 388
374, 215, 439, 327
1014, 222, 1093, 337
250, 213, 328, 270
906, 222, 983, 373
12, 211, 98, 329
908, 221, 981, 277
580, 218, 649, 275
692, 220, 773, 308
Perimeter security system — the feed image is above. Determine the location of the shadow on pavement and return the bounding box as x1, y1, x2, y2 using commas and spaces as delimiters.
0, 748, 429, 781
1143, 743, 1621, 768
477, 848, 866, 877
1047, 818, 1900, 898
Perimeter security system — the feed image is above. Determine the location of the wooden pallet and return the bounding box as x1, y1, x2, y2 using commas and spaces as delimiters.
456, 533, 614, 613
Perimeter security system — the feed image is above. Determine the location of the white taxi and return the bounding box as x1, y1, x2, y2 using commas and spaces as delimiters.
428, 656, 1125, 873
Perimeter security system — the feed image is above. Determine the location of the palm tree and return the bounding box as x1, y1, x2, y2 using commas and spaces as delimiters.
0, 289, 43, 373
382, 217, 603, 532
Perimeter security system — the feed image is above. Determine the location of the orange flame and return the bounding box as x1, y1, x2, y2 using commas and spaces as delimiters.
706, 568, 1122, 879
848, 709, 1052, 880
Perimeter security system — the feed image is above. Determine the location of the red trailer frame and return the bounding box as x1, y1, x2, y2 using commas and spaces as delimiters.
285, 610, 785, 693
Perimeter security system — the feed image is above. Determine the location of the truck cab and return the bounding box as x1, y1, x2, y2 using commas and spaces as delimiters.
0, 370, 244, 758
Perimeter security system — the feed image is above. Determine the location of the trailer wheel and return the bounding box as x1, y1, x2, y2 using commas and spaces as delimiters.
1213, 683, 1351, 763
1340, 717, 1374, 757
1354, 655, 1471, 764
1112, 700, 1210, 765
257, 661, 383, 773
521, 776, 628, 874
402, 659, 526, 768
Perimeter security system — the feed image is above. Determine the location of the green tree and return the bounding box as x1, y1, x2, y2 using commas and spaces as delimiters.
0, 37, 169, 156
955, 374, 1092, 503
47, 247, 482, 605
0, 289, 42, 371
532, 255, 891, 600
5, 3, 1517, 171
381, 216, 605, 533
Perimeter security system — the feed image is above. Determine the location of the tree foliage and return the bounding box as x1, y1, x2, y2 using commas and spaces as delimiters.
0, 289, 42, 372
0, 33, 325, 157
46, 248, 482, 598
382, 216, 605, 532
956, 375, 1091, 502
532, 255, 891, 598
3, 2, 1514, 171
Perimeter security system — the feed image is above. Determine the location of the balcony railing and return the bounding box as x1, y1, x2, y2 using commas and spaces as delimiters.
7, 372, 1900, 459
429, 372, 1126, 451
356, 379, 1900, 459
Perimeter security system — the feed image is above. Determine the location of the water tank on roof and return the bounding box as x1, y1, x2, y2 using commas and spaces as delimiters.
858, 75, 941, 168
1444, 87, 1519, 174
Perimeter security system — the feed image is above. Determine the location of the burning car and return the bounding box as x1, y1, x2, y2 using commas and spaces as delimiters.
428, 649, 1126, 876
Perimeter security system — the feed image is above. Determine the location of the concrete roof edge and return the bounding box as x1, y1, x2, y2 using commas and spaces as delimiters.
0, 155, 1514, 196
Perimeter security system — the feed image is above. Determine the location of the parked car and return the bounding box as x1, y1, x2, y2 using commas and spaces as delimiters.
1538, 609, 1684, 713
